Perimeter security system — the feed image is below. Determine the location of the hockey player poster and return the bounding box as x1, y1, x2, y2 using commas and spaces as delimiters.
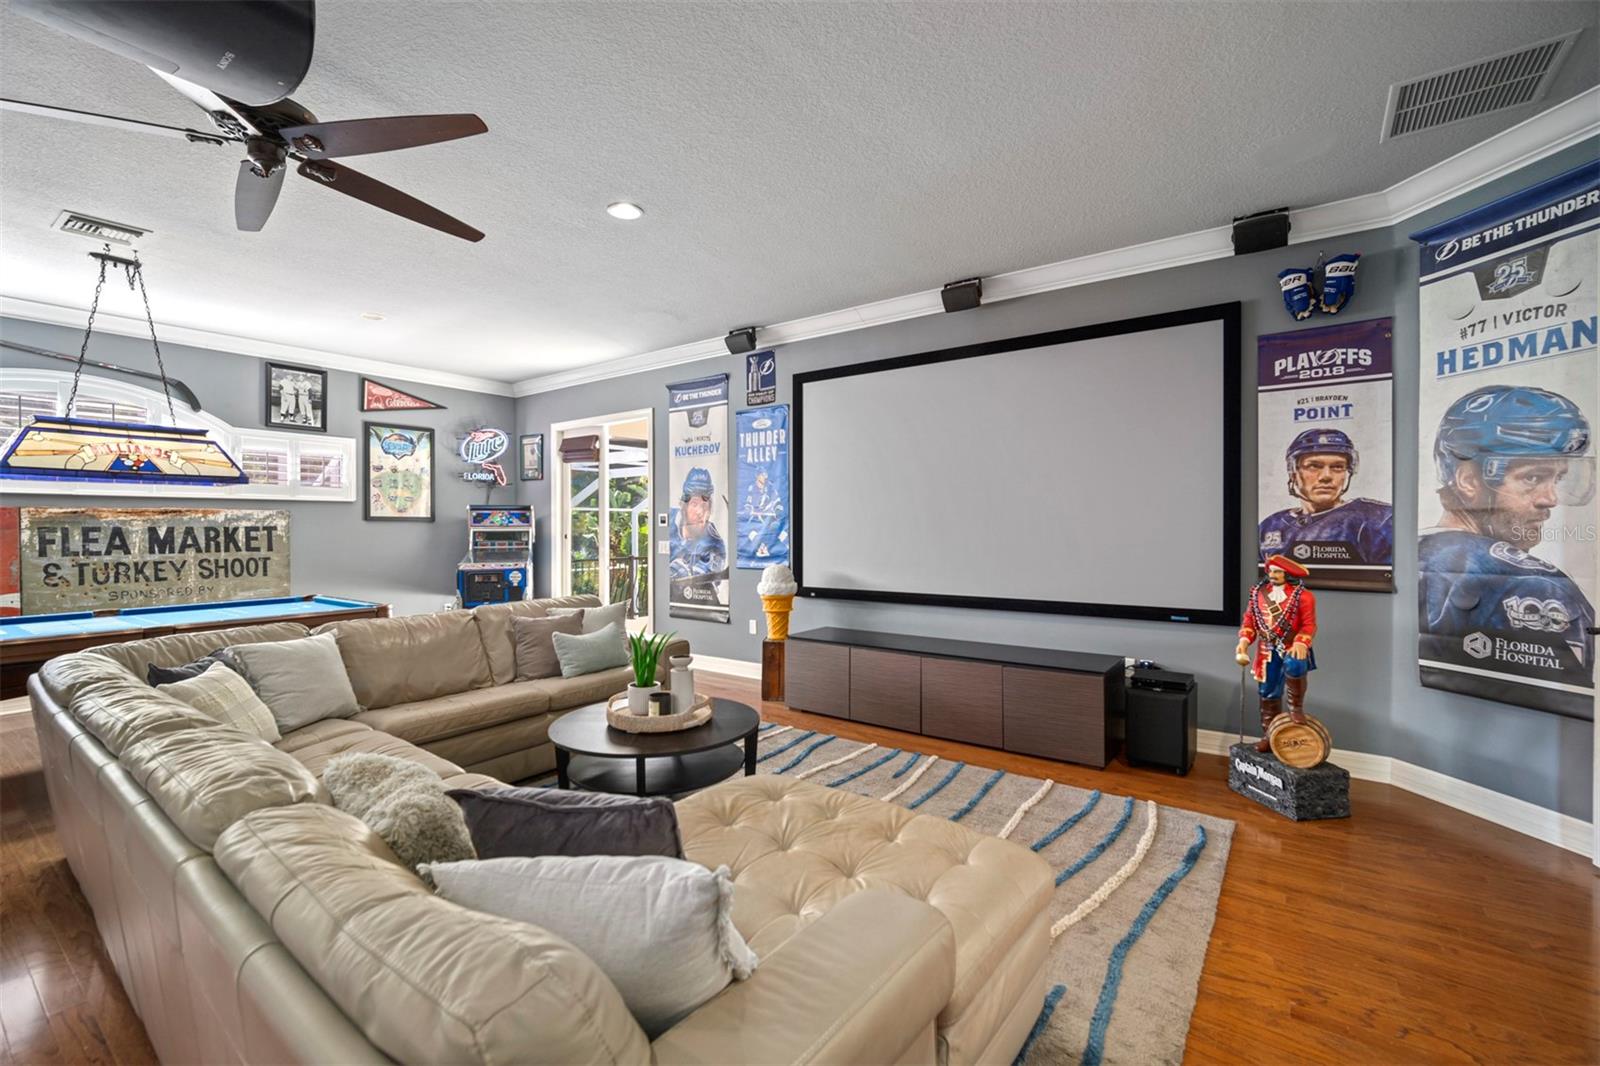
667, 375, 731, 622
1257, 318, 1395, 592
1411, 159, 1597, 720
735, 404, 789, 569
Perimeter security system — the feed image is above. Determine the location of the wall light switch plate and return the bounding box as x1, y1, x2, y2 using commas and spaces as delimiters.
657, 513, 668, 527
657, 540, 670, 555
748, 619, 757, 635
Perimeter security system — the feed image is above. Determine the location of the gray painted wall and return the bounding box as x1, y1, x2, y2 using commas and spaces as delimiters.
518, 139, 1598, 821
1, 316, 517, 616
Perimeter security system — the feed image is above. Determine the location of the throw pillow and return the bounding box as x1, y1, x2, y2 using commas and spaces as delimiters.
419, 854, 757, 1037
323, 753, 476, 871
157, 662, 281, 742
146, 650, 228, 687
550, 622, 630, 679
222, 632, 360, 732
448, 786, 683, 860
510, 613, 584, 681
549, 602, 628, 657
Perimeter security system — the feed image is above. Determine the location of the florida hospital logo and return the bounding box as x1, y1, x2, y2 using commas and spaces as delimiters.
1291, 543, 1312, 560
1463, 632, 1493, 660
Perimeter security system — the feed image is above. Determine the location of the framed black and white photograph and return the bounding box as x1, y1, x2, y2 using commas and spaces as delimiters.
520, 433, 544, 481
264, 362, 327, 432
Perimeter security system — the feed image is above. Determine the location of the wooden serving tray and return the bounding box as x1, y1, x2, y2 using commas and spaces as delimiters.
605, 692, 713, 733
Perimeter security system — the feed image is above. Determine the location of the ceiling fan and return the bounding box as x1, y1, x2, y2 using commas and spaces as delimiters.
2, 0, 488, 241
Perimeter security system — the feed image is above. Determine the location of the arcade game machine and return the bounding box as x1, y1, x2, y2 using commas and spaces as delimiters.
456, 505, 535, 608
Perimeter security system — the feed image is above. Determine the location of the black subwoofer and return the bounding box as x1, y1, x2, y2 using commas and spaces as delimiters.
1125, 674, 1197, 775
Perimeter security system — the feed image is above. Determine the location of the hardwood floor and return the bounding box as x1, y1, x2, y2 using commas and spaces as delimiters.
1, 679, 1595, 1065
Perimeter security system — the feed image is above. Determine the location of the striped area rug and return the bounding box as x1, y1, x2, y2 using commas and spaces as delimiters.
744, 723, 1235, 1066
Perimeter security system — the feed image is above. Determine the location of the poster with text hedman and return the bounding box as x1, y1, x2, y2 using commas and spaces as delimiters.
667, 374, 731, 622
1411, 160, 1597, 721
1257, 318, 1394, 592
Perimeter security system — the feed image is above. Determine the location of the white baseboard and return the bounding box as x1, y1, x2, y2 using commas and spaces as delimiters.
693, 655, 762, 681
1199, 729, 1592, 859
697, 657, 1593, 859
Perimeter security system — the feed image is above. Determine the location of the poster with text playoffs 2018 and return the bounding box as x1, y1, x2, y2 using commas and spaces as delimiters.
1412, 160, 1597, 721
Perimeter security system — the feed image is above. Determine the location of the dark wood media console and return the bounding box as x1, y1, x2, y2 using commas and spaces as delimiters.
786, 627, 1126, 768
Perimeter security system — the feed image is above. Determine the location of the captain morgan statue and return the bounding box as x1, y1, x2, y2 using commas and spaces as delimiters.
1235, 554, 1317, 753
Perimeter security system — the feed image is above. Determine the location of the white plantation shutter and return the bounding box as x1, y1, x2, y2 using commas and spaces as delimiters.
240, 444, 292, 485
299, 448, 346, 488
71, 395, 153, 424
0, 391, 57, 430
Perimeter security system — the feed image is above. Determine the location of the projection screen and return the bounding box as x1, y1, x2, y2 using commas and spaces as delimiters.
793, 304, 1241, 625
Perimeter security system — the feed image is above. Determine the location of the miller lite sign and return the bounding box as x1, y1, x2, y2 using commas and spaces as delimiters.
459, 427, 511, 487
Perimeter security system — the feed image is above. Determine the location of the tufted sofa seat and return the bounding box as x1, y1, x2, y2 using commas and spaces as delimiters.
677, 775, 1054, 1065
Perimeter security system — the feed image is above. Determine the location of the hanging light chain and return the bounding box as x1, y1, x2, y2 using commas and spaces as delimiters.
65, 245, 112, 418
130, 250, 179, 426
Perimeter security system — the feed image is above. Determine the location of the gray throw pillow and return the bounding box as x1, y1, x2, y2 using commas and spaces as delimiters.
157, 663, 281, 743
550, 622, 630, 678
550, 602, 628, 657
222, 632, 360, 732
323, 753, 476, 871
419, 854, 757, 1037
448, 786, 683, 859
511, 613, 584, 681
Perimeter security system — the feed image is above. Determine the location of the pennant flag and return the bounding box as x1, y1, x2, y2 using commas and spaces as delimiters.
361, 378, 446, 412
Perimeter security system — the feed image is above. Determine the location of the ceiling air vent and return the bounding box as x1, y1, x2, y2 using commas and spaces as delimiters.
53, 211, 149, 245
1381, 29, 1581, 141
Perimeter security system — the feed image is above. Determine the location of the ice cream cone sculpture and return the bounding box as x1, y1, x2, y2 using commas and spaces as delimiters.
761, 595, 794, 640
757, 564, 798, 641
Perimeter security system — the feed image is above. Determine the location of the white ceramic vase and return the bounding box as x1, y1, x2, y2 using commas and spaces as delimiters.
627, 682, 659, 716
669, 656, 695, 714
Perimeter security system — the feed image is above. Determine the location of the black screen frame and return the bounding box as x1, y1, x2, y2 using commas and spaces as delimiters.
791, 301, 1243, 626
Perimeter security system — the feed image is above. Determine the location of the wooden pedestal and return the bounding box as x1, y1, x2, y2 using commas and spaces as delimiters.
761, 639, 786, 702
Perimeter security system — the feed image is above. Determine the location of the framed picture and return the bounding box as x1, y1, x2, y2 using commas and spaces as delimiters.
264, 362, 327, 432
520, 433, 544, 481
363, 422, 435, 521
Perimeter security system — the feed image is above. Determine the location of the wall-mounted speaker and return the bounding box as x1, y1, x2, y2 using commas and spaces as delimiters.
725, 327, 758, 355
940, 278, 982, 313
1231, 209, 1291, 255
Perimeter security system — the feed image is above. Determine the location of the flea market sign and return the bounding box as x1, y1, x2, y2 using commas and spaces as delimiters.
19, 507, 290, 613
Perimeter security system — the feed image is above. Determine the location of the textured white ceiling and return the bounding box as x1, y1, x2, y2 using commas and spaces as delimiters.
1, 1, 1596, 384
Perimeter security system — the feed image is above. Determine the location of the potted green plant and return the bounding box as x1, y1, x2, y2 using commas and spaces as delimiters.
626, 630, 676, 715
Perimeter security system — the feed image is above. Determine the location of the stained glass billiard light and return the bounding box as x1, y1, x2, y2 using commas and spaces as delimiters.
0, 248, 248, 486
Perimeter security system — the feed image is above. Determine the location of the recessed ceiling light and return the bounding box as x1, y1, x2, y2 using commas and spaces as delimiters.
359, 311, 386, 321
606, 201, 644, 221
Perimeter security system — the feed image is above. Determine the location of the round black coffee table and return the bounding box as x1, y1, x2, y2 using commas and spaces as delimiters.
548, 698, 761, 797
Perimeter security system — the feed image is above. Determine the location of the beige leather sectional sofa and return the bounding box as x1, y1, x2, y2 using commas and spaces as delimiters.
28, 594, 1054, 1065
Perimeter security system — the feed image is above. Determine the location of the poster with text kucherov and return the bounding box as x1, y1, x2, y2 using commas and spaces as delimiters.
1257, 318, 1395, 592
1411, 160, 1597, 721
667, 374, 731, 622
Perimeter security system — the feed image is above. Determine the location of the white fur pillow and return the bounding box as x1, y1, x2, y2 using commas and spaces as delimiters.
322, 753, 475, 870
420, 854, 757, 1037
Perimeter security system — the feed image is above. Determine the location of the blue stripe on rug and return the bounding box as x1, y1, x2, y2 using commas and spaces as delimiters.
1013, 983, 1067, 1066
827, 748, 902, 788
891, 751, 922, 778
758, 722, 780, 732
906, 761, 965, 809
1031, 790, 1102, 852
756, 730, 816, 763
773, 735, 836, 774
1081, 826, 1209, 1066
950, 769, 1005, 822
1055, 796, 1135, 886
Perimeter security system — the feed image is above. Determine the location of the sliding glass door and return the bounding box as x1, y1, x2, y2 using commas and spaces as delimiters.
553, 413, 652, 629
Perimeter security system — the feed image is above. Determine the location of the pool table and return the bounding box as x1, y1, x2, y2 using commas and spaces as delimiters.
0, 595, 389, 697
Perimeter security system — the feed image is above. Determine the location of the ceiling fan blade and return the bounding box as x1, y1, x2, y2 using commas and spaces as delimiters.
296, 160, 484, 242
277, 114, 487, 159
236, 160, 286, 231
0, 97, 231, 144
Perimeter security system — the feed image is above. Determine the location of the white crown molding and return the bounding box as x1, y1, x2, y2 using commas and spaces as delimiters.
514, 87, 1600, 397
0, 295, 514, 397
1196, 729, 1592, 858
